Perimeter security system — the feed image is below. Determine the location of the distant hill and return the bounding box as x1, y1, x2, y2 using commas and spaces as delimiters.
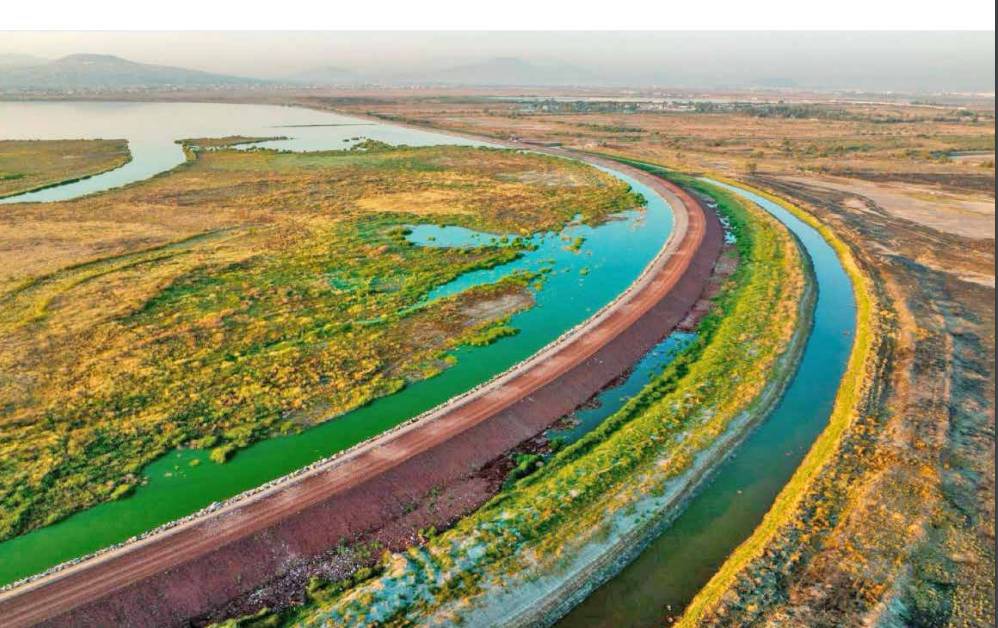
0, 53, 48, 67
0, 54, 265, 91
284, 57, 603, 87
287, 65, 362, 86
419, 57, 600, 86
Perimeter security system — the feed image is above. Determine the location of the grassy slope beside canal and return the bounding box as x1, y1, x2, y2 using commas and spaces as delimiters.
0, 141, 641, 542
679, 180, 881, 626
0, 139, 131, 199
685, 175, 994, 627
281, 174, 808, 626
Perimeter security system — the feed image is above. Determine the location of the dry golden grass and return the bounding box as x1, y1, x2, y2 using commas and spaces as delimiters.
317, 95, 993, 191
356, 189, 472, 215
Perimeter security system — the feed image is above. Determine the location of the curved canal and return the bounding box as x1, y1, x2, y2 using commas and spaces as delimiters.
0, 103, 678, 586
558, 178, 858, 626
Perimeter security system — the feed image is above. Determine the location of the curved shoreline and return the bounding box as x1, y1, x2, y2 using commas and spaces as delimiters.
493, 235, 817, 628
677, 178, 878, 627
0, 148, 720, 627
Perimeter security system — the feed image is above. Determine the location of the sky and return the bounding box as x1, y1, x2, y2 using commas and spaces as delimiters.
1, 31, 994, 92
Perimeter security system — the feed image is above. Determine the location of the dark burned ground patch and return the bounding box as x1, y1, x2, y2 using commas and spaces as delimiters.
761, 175, 993, 278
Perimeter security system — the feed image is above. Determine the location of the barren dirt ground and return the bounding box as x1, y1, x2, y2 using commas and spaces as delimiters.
778, 173, 994, 241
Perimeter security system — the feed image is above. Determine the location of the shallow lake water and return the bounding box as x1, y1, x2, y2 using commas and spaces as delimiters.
0, 101, 483, 203
0, 102, 675, 586
557, 179, 857, 627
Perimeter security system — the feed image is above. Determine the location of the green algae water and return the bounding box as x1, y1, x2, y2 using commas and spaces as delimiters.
557, 178, 857, 627
0, 103, 675, 586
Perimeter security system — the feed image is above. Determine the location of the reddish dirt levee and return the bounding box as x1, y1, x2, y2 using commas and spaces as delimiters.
0, 151, 723, 628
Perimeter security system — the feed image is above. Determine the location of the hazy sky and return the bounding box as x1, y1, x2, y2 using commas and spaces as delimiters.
1, 31, 994, 91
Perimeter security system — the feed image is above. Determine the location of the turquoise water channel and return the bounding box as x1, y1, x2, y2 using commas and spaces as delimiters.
0, 103, 676, 586
558, 178, 858, 626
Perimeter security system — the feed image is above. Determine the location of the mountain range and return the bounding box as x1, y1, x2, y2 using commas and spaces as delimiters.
0, 54, 264, 90
401, 57, 599, 86
0, 53, 606, 90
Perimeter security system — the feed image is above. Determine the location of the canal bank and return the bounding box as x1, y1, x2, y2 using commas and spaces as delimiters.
555, 174, 857, 627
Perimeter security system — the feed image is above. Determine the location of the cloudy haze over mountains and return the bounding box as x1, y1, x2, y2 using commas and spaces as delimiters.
1, 32, 994, 92
0, 53, 262, 90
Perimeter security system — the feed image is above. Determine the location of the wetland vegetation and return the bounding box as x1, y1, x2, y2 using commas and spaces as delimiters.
0, 140, 642, 542
1, 92, 991, 627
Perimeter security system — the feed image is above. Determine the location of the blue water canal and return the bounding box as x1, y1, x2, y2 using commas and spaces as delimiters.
558, 178, 858, 626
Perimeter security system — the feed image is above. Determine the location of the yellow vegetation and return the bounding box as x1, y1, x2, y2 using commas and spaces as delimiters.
0, 139, 131, 198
